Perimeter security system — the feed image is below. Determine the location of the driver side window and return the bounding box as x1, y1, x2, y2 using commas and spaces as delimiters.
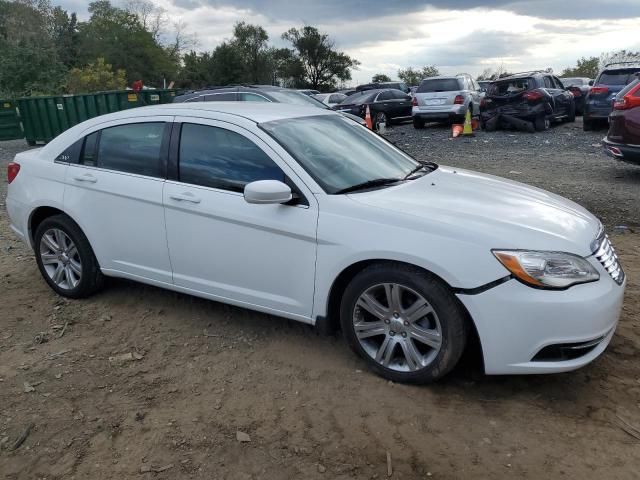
178, 123, 285, 192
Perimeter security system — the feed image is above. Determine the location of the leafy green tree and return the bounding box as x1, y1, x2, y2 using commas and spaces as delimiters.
0, 0, 66, 96
66, 57, 126, 93
561, 57, 599, 78
78, 1, 178, 87
372, 73, 391, 82
232, 22, 272, 83
397, 65, 439, 86
281, 26, 359, 90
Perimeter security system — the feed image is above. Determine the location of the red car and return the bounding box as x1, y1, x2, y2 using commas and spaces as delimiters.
603, 78, 640, 164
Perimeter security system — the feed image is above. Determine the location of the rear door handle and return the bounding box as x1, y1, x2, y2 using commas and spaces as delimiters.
72, 174, 97, 183
169, 193, 201, 204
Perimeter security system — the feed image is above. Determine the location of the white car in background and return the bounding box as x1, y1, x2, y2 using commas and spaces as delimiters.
313, 92, 347, 107
6, 103, 625, 383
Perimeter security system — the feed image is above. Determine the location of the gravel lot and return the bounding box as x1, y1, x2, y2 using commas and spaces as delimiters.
1, 119, 639, 480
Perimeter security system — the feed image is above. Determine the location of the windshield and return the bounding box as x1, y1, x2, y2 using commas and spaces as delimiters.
598, 69, 640, 86
268, 90, 329, 109
417, 78, 461, 93
488, 78, 532, 95
260, 114, 422, 194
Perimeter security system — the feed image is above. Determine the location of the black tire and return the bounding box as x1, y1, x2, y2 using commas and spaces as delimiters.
566, 101, 576, 123
26, 140, 36, 146
413, 117, 425, 129
340, 263, 468, 384
534, 115, 549, 132
583, 119, 594, 131
34, 214, 104, 298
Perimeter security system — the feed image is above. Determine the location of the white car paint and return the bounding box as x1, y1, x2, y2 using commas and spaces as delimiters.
6, 102, 625, 375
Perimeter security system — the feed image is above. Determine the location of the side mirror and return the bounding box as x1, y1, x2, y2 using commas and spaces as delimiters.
588, 80, 594, 86
244, 180, 292, 205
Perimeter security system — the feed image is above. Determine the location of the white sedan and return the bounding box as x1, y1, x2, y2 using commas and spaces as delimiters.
312, 92, 348, 107
6, 103, 625, 383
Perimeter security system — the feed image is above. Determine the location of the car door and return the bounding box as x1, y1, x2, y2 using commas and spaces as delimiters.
64, 118, 173, 283
163, 118, 318, 320
390, 90, 413, 117
543, 75, 567, 115
552, 76, 572, 114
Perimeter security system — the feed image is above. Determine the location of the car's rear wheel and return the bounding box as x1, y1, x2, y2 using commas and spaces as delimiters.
413, 117, 425, 129
340, 263, 467, 384
34, 215, 104, 298
534, 115, 549, 131
566, 102, 576, 123
375, 111, 388, 129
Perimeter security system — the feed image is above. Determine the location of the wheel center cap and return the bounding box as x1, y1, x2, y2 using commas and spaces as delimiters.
390, 317, 406, 333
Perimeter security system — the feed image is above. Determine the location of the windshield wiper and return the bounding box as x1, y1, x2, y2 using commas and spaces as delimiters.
335, 178, 403, 194
403, 162, 438, 180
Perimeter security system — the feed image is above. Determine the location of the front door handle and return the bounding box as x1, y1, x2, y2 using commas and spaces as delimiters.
169, 193, 201, 204
72, 174, 97, 183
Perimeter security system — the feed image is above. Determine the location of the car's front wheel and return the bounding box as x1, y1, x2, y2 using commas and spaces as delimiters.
340, 263, 468, 384
34, 214, 104, 298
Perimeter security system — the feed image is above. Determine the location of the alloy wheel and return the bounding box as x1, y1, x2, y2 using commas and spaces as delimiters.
39, 228, 82, 290
352, 283, 442, 372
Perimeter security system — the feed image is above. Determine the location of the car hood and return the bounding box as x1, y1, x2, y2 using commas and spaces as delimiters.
348, 166, 601, 256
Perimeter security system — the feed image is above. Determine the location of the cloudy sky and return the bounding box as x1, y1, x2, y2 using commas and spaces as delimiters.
60, 0, 640, 84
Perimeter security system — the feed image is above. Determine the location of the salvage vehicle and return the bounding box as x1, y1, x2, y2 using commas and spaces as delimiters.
560, 77, 591, 115
478, 80, 492, 93
6, 103, 625, 384
603, 78, 640, 164
174, 85, 365, 126
333, 88, 412, 129
356, 81, 410, 94
480, 71, 575, 132
313, 92, 347, 107
412, 74, 482, 128
584, 63, 640, 131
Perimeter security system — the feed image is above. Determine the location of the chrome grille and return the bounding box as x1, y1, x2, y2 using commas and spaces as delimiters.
594, 234, 624, 285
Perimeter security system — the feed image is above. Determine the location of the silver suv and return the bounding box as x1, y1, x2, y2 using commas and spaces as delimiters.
412, 74, 482, 128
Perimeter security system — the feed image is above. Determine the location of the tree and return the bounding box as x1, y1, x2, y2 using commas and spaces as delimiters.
561, 57, 599, 78
397, 65, 439, 86
77, 1, 178, 87
66, 57, 126, 93
231, 22, 272, 84
476, 65, 512, 81
599, 49, 640, 70
0, 0, 67, 96
282, 26, 359, 90
372, 73, 391, 83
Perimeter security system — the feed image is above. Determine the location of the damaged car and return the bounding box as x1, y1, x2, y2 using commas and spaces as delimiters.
480, 72, 575, 132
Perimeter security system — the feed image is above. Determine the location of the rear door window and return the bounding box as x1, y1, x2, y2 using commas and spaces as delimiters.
417, 79, 461, 93
203, 92, 237, 101
376, 91, 393, 101
239, 92, 270, 102
543, 76, 553, 88
87, 123, 165, 177
178, 123, 285, 192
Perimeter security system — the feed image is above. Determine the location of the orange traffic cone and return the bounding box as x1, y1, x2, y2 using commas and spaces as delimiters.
451, 124, 463, 138
462, 109, 474, 136
365, 104, 373, 129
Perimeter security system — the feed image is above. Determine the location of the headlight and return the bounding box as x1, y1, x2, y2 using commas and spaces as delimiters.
493, 250, 600, 289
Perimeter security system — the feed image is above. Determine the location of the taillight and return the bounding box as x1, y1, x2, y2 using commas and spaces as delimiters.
7, 162, 20, 184
411, 96, 418, 106
523, 91, 544, 102
613, 83, 640, 110
590, 86, 609, 95
453, 95, 464, 105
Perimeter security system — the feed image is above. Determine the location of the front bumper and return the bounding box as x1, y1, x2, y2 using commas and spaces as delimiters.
457, 262, 625, 375
602, 137, 640, 165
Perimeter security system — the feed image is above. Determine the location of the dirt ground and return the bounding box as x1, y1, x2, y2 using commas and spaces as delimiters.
1, 118, 640, 479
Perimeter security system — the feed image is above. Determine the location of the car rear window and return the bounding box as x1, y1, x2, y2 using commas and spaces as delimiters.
487, 78, 532, 95
417, 78, 462, 93
598, 69, 640, 86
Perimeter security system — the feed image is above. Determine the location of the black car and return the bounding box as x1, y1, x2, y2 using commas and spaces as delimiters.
355, 81, 410, 94
559, 77, 591, 115
333, 88, 412, 129
173, 85, 366, 125
583, 63, 640, 131
480, 71, 575, 132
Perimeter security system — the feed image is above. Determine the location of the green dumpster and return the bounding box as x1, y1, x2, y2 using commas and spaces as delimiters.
0, 99, 24, 141
18, 89, 177, 145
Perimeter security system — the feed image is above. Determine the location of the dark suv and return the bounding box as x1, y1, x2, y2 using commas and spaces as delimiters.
480, 71, 575, 132
584, 63, 640, 131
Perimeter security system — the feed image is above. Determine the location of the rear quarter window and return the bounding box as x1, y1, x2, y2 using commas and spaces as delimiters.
417, 79, 462, 93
